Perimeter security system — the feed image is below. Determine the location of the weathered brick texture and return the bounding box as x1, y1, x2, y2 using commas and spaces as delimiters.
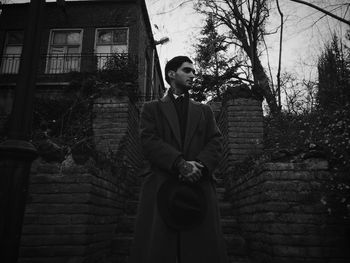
19, 159, 120, 263
225, 99, 263, 162
216, 98, 263, 177
93, 97, 129, 155
19, 96, 144, 262
227, 161, 350, 263
92, 96, 144, 171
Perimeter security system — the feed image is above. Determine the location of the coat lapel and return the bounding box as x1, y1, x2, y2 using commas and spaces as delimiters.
184, 99, 202, 154
159, 95, 182, 148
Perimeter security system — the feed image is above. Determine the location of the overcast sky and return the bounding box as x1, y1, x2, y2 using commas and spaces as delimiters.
147, 0, 349, 83
4, 0, 350, 83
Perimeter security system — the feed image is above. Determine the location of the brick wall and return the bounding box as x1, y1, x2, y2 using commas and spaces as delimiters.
216, 98, 263, 176
217, 96, 349, 262
93, 97, 129, 156
19, 96, 144, 262
226, 161, 350, 263
19, 159, 122, 263
92, 96, 144, 173
225, 98, 263, 162
216, 101, 229, 177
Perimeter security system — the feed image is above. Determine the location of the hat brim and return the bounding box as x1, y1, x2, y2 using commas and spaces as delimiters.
157, 178, 207, 231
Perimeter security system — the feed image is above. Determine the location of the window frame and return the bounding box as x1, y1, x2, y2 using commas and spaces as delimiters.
94, 27, 129, 54
1, 30, 24, 74
46, 28, 84, 74
94, 27, 129, 70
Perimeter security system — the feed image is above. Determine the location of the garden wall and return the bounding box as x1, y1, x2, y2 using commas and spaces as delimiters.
226, 160, 350, 263
18, 96, 143, 263
19, 159, 123, 263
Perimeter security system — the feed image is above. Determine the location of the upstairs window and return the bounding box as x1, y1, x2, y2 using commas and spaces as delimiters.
47, 29, 82, 73
95, 28, 128, 69
1, 31, 24, 74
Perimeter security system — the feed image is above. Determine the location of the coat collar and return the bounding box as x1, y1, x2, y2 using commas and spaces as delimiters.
160, 93, 202, 153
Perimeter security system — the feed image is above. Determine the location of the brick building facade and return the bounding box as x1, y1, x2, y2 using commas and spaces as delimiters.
0, 0, 164, 119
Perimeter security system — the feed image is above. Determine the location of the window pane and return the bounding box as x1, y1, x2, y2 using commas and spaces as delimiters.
50, 46, 65, 54
53, 32, 66, 44
96, 45, 111, 69
111, 45, 127, 53
4, 46, 22, 55
7, 31, 24, 45
96, 45, 111, 54
67, 47, 79, 54
98, 30, 112, 44
113, 29, 127, 44
67, 32, 80, 44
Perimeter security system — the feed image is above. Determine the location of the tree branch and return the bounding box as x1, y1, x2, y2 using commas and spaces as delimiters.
289, 0, 350, 26
153, 0, 193, 16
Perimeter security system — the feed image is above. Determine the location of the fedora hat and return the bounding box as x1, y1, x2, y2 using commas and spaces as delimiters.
157, 178, 207, 231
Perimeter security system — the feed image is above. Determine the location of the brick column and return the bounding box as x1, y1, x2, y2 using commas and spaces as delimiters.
92, 96, 129, 156
226, 98, 263, 163
92, 95, 144, 181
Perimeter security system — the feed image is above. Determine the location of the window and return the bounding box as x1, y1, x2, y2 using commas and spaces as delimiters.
95, 28, 128, 69
1, 31, 24, 74
47, 29, 82, 73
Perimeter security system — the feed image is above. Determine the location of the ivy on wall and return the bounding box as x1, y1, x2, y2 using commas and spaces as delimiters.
30, 59, 139, 164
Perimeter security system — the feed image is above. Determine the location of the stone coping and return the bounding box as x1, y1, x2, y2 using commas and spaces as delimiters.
259, 160, 329, 172
228, 160, 329, 188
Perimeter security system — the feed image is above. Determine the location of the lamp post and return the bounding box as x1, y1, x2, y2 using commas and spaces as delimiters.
0, 0, 45, 262
154, 36, 169, 46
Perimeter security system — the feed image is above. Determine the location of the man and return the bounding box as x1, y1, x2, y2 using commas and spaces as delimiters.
129, 56, 228, 263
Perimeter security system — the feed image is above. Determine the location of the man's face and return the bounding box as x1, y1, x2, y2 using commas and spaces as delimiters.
172, 62, 195, 89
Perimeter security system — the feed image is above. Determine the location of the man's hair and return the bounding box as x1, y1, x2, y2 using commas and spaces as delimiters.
165, 56, 193, 85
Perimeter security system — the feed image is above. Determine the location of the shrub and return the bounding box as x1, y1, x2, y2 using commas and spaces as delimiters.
264, 106, 350, 221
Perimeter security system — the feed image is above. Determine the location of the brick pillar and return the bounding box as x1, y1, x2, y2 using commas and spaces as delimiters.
226, 98, 263, 163
92, 96, 129, 156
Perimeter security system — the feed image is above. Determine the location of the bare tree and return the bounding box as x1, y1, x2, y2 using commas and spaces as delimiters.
195, 0, 279, 113
280, 71, 317, 113
303, 79, 318, 112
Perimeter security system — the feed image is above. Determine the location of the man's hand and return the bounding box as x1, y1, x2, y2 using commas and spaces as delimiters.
177, 160, 204, 183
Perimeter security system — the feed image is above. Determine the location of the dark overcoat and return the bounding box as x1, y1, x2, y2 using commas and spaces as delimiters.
128, 94, 229, 263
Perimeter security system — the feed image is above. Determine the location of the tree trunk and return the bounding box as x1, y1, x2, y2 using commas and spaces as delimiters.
252, 57, 279, 114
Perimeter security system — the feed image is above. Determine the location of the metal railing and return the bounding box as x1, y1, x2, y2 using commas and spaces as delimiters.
44, 53, 81, 74
0, 53, 137, 75
0, 54, 21, 74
